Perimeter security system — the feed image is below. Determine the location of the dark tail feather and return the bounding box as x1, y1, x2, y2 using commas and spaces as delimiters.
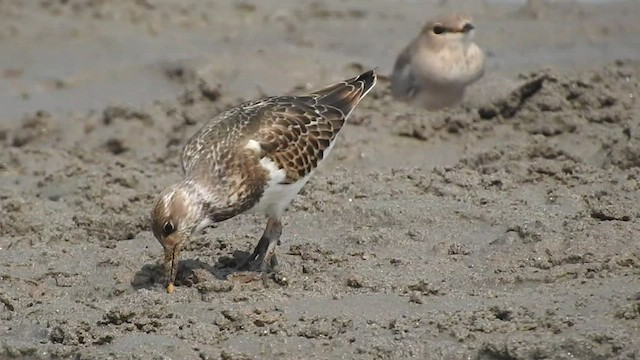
310, 69, 377, 116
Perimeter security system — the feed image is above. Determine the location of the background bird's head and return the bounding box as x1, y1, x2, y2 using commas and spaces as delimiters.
420, 14, 476, 50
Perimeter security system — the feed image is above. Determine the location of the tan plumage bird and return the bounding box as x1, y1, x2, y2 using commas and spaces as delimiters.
151, 70, 377, 293
391, 14, 485, 110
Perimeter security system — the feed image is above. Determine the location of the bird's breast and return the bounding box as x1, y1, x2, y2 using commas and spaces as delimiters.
415, 43, 485, 87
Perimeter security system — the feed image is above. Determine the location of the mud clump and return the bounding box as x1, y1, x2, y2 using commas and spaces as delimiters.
10, 111, 56, 147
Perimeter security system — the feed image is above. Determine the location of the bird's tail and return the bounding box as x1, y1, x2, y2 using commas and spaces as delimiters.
309, 69, 377, 117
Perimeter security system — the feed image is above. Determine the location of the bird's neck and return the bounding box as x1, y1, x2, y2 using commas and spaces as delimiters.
182, 178, 245, 225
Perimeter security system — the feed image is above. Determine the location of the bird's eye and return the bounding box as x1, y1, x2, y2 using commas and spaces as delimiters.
163, 221, 175, 235
433, 25, 445, 35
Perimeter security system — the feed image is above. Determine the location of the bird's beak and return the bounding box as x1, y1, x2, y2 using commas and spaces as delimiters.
163, 234, 183, 294
461, 23, 474, 33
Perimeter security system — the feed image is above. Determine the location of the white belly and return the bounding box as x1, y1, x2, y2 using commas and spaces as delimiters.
244, 137, 338, 219
246, 170, 314, 218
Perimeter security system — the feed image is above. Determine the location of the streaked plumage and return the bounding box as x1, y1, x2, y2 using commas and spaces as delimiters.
151, 70, 377, 292
391, 14, 485, 110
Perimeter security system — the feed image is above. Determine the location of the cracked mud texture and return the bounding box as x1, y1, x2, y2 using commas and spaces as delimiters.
1, 0, 640, 359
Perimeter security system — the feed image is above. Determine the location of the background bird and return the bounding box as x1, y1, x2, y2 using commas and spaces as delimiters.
391, 14, 485, 111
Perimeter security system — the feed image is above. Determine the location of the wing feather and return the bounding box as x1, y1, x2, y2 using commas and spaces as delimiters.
252, 70, 377, 183
181, 70, 377, 186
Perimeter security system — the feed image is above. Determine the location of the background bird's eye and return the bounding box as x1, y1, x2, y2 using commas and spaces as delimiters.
163, 221, 175, 235
433, 25, 445, 35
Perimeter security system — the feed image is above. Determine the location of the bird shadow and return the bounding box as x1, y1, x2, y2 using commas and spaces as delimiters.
131, 250, 255, 290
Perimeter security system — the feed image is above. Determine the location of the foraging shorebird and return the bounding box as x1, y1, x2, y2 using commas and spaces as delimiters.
151, 70, 377, 293
391, 14, 485, 110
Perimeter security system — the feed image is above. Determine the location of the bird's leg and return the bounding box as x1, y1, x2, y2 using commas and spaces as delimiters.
235, 231, 269, 270
236, 217, 281, 272
257, 218, 282, 286
255, 217, 282, 273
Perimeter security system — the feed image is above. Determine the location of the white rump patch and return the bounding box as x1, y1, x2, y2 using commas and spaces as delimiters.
244, 139, 262, 152
259, 157, 286, 185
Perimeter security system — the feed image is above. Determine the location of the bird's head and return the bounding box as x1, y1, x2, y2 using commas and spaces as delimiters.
421, 15, 476, 48
151, 184, 200, 293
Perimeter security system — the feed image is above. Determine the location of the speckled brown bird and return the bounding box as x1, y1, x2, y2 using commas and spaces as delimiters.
391, 14, 485, 110
151, 70, 377, 293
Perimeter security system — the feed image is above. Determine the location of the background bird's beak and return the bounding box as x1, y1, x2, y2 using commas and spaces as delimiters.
163, 235, 182, 294
462, 23, 474, 33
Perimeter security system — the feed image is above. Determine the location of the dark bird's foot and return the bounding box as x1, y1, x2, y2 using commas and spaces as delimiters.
234, 217, 282, 286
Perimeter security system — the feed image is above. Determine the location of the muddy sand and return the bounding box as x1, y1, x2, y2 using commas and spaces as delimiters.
1, 1, 639, 359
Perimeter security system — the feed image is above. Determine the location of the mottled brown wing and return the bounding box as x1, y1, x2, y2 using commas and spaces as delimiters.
180, 98, 270, 175
254, 70, 377, 184
391, 43, 421, 100
254, 98, 345, 183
